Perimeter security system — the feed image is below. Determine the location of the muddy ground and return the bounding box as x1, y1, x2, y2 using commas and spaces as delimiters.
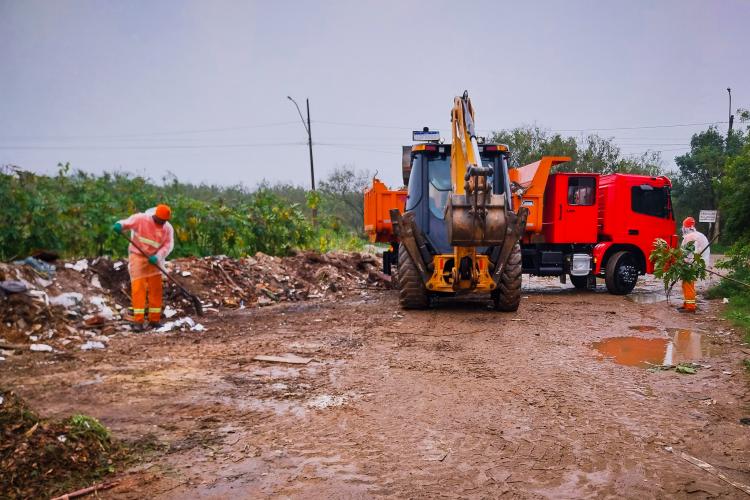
2, 275, 749, 498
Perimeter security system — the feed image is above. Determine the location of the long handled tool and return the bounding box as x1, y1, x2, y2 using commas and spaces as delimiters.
120, 233, 204, 316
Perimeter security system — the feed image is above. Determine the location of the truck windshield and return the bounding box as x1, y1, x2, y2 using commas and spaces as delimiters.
427, 155, 497, 219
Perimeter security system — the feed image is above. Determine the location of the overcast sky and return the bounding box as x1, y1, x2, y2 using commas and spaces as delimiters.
1, 0, 747, 189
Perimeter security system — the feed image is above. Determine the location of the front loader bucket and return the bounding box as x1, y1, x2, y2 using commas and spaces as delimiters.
445, 194, 507, 246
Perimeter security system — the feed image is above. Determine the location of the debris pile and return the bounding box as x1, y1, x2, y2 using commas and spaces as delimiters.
0, 250, 388, 357
0, 388, 125, 499
171, 250, 390, 309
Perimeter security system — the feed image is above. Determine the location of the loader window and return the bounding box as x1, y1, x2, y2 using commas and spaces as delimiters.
631, 186, 670, 218
428, 156, 452, 219
567, 177, 595, 206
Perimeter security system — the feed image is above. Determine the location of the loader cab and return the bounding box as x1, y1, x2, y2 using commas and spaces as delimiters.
404, 143, 509, 254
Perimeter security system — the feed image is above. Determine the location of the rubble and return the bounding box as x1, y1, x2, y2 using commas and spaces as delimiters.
1, 250, 388, 356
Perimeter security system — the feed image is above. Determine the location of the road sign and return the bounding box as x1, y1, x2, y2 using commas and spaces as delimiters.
699, 210, 717, 223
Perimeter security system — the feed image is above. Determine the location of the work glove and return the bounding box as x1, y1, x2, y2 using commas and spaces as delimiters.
148, 255, 159, 265
113, 222, 122, 234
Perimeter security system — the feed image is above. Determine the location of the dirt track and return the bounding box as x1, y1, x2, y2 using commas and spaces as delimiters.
3, 276, 750, 498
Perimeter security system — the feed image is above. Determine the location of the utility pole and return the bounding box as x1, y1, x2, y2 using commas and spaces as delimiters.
727, 87, 734, 136
287, 96, 317, 224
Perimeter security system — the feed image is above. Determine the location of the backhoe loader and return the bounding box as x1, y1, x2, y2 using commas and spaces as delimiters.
390, 92, 528, 310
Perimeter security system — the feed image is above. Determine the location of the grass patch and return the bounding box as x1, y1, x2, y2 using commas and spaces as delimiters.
720, 293, 750, 344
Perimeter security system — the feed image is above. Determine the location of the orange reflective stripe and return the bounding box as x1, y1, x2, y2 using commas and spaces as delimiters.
138, 236, 161, 248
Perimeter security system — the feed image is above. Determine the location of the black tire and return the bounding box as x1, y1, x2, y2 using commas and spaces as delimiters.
397, 244, 429, 309
492, 242, 522, 312
570, 274, 589, 290
605, 251, 638, 295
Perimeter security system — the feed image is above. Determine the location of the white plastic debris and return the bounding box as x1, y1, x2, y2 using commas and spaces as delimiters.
50, 292, 83, 308
65, 259, 89, 272
57, 435, 67, 443
0, 394, 3, 404
155, 316, 205, 333
90, 275, 103, 289
181, 271, 192, 277
163, 306, 178, 319
27, 290, 49, 306
29, 335, 39, 342
113, 261, 124, 270
80, 341, 106, 351
0, 357, 5, 362
723, 297, 730, 304
89, 296, 115, 320
30, 344, 53, 352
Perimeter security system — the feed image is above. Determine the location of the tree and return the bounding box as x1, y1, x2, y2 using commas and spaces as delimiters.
671, 127, 738, 239
318, 165, 371, 233
489, 126, 662, 175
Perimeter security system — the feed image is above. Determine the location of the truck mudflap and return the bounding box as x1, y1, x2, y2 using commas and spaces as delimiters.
491, 207, 529, 283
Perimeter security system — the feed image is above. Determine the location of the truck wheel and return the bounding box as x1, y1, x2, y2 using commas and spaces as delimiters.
570, 274, 589, 289
492, 242, 522, 312
605, 251, 638, 295
397, 243, 429, 309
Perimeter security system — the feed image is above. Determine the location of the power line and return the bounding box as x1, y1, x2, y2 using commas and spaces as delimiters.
0, 141, 306, 151
0, 121, 301, 141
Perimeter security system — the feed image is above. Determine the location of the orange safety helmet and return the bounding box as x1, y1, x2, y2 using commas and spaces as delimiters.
682, 216, 696, 229
155, 204, 172, 221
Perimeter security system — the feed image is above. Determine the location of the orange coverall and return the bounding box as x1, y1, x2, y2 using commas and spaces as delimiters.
118, 212, 174, 323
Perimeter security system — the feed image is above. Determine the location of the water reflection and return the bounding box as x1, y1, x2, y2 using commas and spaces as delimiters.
592, 330, 720, 368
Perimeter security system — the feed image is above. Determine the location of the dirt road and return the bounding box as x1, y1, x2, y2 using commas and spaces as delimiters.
3, 277, 749, 498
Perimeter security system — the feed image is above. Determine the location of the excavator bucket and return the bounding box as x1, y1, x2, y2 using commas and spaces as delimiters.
445, 193, 507, 246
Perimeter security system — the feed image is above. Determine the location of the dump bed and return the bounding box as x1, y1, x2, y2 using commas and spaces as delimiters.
363, 179, 406, 243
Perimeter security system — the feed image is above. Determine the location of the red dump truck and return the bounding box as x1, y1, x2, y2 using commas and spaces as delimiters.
365, 150, 677, 295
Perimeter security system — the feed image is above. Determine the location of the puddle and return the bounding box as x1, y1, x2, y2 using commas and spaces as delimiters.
592, 330, 722, 368
625, 292, 668, 304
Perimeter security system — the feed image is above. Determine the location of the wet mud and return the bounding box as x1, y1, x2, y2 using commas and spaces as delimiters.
2, 275, 749, 498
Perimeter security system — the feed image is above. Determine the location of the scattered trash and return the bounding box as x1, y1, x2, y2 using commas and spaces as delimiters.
13, 256, 56, 277
57, 435, 67, 443
722, 297, 730, 304
80, 341, 106, 351
113, 261, 124, 271
181, 271, 192, 277
163, 306, 178, 318
30, 344, 53, 352
49, 292, 83, 308
64, 259, 89, 272
0, 280, 28, 294
253, 354, 313, 365
155, 316, 205, 332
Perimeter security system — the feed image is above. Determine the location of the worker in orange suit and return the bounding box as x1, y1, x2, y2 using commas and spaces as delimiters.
113, 205, 175, 330
679, 216, 710, 313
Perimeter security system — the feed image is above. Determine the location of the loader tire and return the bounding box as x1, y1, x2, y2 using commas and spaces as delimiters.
397, 243, 429, 309
492, 242, 522, 312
